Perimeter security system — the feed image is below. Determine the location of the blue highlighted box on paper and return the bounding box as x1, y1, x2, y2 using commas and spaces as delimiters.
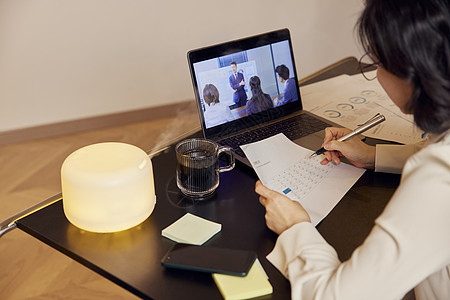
283, 188, 292, 194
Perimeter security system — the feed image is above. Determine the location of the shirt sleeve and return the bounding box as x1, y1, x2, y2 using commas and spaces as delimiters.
267, 143, 450, 300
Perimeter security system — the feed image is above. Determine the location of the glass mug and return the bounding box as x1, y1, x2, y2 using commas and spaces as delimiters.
175, 138, 235, 198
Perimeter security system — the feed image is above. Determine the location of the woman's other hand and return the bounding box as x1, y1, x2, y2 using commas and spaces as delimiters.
255, 181, 311, 235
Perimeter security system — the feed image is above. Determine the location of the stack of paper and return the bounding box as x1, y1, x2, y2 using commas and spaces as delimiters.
212, 259, 273, 300
241, 133, 365, 226
161, 213, 222, 245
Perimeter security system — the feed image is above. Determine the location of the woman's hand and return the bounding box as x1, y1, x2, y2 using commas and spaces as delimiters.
255, 181, 311, 235
320, 127, 376, 169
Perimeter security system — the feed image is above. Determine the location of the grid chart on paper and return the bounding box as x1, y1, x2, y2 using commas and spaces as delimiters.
267, 159, 334, 200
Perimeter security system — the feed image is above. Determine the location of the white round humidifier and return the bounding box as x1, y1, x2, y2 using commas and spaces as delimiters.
61, 142, 156, 233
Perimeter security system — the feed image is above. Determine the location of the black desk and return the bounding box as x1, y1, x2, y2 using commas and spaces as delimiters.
16, 58, 400, 299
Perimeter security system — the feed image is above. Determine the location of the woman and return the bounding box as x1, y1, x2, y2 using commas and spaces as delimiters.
246, 76, 274, 116
202, 83, 234, 128
256, 0, 450, 299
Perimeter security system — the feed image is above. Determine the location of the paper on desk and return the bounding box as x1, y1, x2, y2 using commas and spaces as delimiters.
241, 134, 365, 226
162, 213, 221, 245
301, 71, 424, 144
212, 259, 272, 300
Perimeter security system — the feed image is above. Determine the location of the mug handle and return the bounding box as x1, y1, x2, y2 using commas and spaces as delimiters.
217, 146, 235, 173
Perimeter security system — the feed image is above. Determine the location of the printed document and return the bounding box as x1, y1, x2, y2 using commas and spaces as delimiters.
241, 134, 365, 225
301, 71, 424, 144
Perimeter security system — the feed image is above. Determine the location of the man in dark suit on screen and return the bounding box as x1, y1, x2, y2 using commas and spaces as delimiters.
229, 61, 248, 108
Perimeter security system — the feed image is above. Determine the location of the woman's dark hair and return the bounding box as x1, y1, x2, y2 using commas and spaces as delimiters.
248, 76, 273, 114
358, 0, 450, 134
203, 84, 220, 105
249, 76, 270, 103
250, 76, 264, 98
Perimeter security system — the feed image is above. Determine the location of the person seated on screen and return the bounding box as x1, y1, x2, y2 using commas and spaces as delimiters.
273, 64, 298, 107
255, 0, 450, 299
246, 76, 274, 116
203, 84, 234, 128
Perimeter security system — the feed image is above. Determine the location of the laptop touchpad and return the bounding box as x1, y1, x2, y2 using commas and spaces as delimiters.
294, 131, 325, 151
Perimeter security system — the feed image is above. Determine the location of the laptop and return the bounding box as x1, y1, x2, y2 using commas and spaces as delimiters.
187, 28, 337, 167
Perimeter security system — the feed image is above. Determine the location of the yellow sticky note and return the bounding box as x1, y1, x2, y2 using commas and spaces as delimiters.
212, 259, 273, 300
162, 213, 221, 245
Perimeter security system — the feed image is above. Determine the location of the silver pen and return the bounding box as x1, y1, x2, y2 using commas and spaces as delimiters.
310, 113, 386, 158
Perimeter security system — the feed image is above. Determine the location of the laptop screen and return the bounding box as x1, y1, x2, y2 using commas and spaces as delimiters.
188, 29, 302, 139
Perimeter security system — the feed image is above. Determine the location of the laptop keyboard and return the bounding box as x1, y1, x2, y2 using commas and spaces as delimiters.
218, 114, 329, 158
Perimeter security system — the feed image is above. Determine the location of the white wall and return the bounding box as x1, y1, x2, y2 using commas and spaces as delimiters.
0, 0, 364, 132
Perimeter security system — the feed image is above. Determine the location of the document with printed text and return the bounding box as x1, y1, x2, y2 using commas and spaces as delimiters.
241, 134, 366, 225
301, 72, 424, 144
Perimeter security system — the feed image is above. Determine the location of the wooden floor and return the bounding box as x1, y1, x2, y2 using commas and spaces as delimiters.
0, 113, 200, 299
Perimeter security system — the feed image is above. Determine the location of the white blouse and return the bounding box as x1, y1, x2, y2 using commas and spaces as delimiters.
267, 131, 450, 300
204, 102, 234, 128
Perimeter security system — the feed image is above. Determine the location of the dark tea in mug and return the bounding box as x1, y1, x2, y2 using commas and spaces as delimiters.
177, 149, 218, 195
175, 139, 234, 198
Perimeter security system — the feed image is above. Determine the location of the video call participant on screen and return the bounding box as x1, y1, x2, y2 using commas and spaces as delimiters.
256, 0, 450, 299
229, 61, 248, 108
273, 64, 298, 107
246, 76, 274, 116
202, 84, 234, 128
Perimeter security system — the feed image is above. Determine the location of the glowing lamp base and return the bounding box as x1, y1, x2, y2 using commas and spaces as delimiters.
61, 142, 156, 233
